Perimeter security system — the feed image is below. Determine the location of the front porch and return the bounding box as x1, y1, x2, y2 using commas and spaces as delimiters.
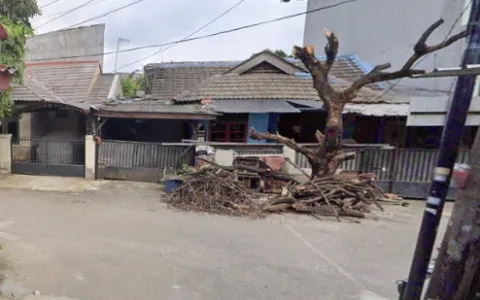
1, 102, 96, 179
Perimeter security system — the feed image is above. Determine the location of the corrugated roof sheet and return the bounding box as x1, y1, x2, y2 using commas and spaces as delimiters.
344, 104, 409, 116
286, 99, 324, 109
99, 99, 217, 115
213, 99, 300, 113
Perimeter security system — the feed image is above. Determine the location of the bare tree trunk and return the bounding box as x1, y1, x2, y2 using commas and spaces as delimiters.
426, 128, 480, 299
249, 19, 467, 178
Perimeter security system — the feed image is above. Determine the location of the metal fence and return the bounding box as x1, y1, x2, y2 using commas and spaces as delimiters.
203, 143, 283, 156
294, 146, 470, 199
11, 136, 85, 177
97, 140, 195, 182
294, 144, 392, 172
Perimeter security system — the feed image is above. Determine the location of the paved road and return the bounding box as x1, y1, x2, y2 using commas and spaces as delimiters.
0, 182, 452, 300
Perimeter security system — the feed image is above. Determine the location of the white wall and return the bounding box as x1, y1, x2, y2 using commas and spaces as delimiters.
304, 0, 468, 91
26, 24, 105, 67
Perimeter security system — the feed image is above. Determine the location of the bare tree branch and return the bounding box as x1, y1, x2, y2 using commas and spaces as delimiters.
249, 128, 318, 165
324, 28, 339, 74
342, 18, 468, 101
292, 30, 342, 108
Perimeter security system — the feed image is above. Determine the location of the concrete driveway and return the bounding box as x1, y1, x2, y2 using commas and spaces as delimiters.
0, 179, 452, 300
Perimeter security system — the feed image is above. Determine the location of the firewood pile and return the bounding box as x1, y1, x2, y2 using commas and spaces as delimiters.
165, 167, 257, 216
263, 173, 388, 220
165, 163, 408, 220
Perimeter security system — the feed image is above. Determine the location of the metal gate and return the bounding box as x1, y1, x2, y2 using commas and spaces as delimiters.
96, 140, 195, 182
11, 136, 85, 177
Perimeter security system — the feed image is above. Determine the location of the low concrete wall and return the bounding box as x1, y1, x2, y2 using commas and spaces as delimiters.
0, 134, 11, 174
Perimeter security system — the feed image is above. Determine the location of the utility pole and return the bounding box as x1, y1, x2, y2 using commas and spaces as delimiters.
424, 129, 480, 299
400, 0, 480, 299
114, 37, 130, 73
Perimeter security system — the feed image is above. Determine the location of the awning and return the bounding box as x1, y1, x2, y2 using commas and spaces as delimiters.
13, 101, 97, 115
286, 99, 324, 110
344, 104, 409, 116
213, 99, 301, 113
407, 96, 480, 126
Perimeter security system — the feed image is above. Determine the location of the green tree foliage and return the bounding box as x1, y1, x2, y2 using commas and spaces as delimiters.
0, 0, 40, 118
120, 73, 145, 98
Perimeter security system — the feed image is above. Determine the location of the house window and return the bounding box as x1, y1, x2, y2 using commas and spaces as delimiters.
209, 115, 248, 143
8, 120, 19, 144
462, 0, 472, 26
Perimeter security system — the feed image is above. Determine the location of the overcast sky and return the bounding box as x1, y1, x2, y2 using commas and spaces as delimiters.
31, 0, 307, 73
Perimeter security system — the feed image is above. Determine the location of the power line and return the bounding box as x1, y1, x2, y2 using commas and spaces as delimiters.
40, 0, 64, 9
36, 0, 110, 19
116, 0, 247, 71
28, 0, 358, 62
34, 0, 98, 30
61, 0, 144, 30
372, 0, 474, 101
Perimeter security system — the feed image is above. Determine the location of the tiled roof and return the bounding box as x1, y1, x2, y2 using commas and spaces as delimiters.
173, 73, 391, 103
287, 54, 383, 90
145, 53, 381, 100
99, 99, 218, 115
25, 60, 100, 103
87, 73, 115, 104
144, 61, 239, 99
12, 75, 65, 103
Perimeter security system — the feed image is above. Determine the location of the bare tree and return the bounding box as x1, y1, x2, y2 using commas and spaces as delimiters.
250, 19, 468, 178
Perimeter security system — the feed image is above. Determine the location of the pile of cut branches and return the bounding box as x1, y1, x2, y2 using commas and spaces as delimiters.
165, 164, 407, 221
165, 167, 257, 216
263, 173, 388, 220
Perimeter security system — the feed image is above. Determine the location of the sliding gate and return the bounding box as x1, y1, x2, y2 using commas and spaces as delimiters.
11, 136, 85, 177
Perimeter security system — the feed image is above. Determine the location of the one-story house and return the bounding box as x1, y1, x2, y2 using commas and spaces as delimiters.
164, 50, 409, 145
3, 60, 122, 140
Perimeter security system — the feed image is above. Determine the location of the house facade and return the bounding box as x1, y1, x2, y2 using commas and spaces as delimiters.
3, 60, 121, 139
0, 60, 122, 178
145, 50, 410, 146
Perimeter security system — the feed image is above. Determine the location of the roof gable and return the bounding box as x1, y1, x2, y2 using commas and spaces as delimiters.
25, 60, 101, 103
226, 50, 304, 75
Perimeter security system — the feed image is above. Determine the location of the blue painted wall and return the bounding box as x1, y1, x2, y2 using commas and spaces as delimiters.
247, 113, 269, 143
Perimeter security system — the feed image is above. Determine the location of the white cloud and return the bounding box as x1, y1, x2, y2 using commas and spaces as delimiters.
31, 0, 308, 72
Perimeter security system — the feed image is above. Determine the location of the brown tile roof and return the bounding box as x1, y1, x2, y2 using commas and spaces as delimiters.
145, 53, 382, 100
173, 73, 395, 103
12, 75, 65, 103
87, 73, 115, 104
144, 61, 239, 100
25, 60, 100, 103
